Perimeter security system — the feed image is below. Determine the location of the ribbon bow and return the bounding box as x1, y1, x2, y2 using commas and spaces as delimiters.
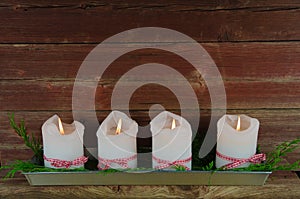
98, 154, 137, 170
44, 155, 88, 169
216, 151, 266, 169
152, 155, 192, 170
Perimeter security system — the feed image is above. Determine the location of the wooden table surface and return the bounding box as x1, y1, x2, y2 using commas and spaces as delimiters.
0, 171, 299, 199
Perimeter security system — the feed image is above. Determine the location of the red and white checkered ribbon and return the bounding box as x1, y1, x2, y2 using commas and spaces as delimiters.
98, 154, 137, 170
216, 151, 266, 169
43, 155, 88, 168
152, 155, 192, 170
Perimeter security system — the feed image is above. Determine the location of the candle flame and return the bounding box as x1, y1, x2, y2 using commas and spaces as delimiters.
236, 116, 241, 131
58, 117, 64, 135
116, 118, 122, 134
171, 118, 176, 130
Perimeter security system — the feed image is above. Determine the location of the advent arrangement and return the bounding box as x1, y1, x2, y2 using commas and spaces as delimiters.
1, 111, 299, 186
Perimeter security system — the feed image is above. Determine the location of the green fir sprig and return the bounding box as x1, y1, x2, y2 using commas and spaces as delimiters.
173, 165, 187, 171
231, 138, 300, 171
0, 160, 87, 178
196, 161, 214, 171
8, 114, 43, 162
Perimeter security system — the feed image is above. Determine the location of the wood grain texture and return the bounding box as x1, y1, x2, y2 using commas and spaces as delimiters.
0, 43, 300, 80
0, 2, 299, 43
0, 80, 299, 110
1, 0, 300, 10
1, 43, 299, 111
0, 172, 299, 199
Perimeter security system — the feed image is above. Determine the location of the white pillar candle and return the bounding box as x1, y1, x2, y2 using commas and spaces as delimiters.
97, 111, 138, 170
215, 114, 260, 169
151, 111, 192, 170
42, 114, 86, 169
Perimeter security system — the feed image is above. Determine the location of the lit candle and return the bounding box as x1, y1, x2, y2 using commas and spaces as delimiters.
151, 111, 192, 170
42, 115, 87, 169
215, 114, 262, 169
97, 111, 138, 170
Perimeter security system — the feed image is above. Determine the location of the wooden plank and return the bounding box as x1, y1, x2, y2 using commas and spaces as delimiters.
0, 149, 33, 166
0, 5, 300, 43
0, 172, 299, 198
1, 0, 300, 10
0, 43, 300, 81
0, 80, 299, 110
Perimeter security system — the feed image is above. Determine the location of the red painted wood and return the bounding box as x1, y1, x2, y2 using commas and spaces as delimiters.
0, 80, 299, 110
1, 0, 300, 10
0, 43, 299, 80
0, 4, 299, 43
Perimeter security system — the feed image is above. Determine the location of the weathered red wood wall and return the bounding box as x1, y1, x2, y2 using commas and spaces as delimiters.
0, 1, 299, 170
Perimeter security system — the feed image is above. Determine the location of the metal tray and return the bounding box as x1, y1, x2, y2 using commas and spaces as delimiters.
23, 170, 271, 186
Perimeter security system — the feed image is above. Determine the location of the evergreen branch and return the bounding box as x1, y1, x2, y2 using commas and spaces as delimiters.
231, 138, 300, 171
0, 161, 87, 178
8, 113, 43, 161
173, 165, 187, 171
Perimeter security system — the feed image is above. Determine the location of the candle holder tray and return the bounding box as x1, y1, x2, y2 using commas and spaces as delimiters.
23, 170, 271, 186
